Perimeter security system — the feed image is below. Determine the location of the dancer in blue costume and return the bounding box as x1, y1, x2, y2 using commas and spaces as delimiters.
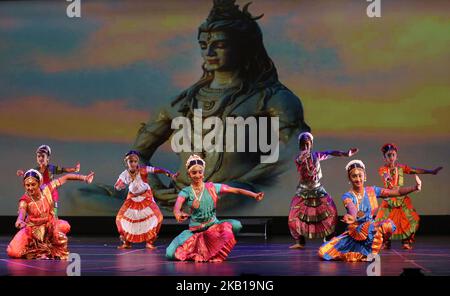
319, 160, 422, 262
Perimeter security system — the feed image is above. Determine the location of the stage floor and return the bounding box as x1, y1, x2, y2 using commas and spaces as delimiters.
0, 235, 449, 276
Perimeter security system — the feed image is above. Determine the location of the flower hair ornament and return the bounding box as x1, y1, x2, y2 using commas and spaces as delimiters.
23, 169, 43, 185
345, 160, 366, 173
381, 143, 398, 155
297, 132, 313, 144
186, 154, 206, 172
36, 145, 51, 156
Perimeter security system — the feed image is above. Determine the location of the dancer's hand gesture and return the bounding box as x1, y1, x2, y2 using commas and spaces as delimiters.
432, 167, 443, 175
341, 214, 355, 224
15, 219, 26, 229
85, 172, 95, 184
347, 148, 359, 157
170, 172, 179, 181
254, 192, 264, 201
415, 175, 422, 192
176, 212, 189, 223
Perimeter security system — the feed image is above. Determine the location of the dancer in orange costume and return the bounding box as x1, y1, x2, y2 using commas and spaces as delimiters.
7, 169, 94, 259
114, 150, 177, 250
375, 143, 442, 249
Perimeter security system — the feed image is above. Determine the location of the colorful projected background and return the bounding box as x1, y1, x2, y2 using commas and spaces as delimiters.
0, 0, 449, 216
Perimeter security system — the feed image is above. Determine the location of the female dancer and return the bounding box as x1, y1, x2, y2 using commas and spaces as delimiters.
166, 154, 264, 262
289, 132, 358, 249
376, 143, 442, 249
16, 144, 80, 217
318, 160, 422, 262
7, 169, 94, 259
114, 150, 177, 249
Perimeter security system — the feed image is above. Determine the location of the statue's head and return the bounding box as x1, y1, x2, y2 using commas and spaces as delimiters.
171, 1, 279, 107
197, 0, 277, 86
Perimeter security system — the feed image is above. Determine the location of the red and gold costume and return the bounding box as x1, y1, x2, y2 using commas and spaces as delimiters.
7, 179, 70, 260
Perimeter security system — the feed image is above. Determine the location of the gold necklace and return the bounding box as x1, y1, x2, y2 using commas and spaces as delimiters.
352, 189, 365, 218
191, 183, 204, 209
390, 166, 398, 185
30, 193, 44, 217
128, 170, 138, 181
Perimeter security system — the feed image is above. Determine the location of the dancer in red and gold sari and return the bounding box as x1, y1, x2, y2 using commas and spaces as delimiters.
375, 143, 443, 249
166, 154, 264, 263
7, 169, 94, 260
114, 150, 177, 250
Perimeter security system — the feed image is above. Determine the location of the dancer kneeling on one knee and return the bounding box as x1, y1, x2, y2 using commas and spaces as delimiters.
318, 160, 422, 262
166, 154, 264, 263
7, 169, 94, 260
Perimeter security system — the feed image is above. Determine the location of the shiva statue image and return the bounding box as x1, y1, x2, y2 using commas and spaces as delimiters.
133, 0, 310, 209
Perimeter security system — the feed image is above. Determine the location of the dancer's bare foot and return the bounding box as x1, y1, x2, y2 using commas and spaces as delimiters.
145, 243, 157, 250
38, 254, 49, 260
402, 243, 413, 250
209, 258, 223, 263
289, 243, 305, 249
117, 242, 132, 249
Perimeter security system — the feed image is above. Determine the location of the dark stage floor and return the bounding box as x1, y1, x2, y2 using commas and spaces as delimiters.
0, 235, 449, 276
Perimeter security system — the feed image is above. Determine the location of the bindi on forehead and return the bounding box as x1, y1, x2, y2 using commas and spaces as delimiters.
350, 169, 364, 176
25, 179, 38, 185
